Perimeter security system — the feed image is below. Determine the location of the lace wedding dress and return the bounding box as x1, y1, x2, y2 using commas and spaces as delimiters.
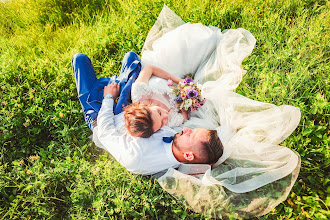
131, 82, 184, 128
132, 80, 221, 132
140, 5, 301, 218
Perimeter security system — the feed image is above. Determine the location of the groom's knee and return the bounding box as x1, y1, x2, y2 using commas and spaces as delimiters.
123, 51, 140, 62
72, 53, 89, 67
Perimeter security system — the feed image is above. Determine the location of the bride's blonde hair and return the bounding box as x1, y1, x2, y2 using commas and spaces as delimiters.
124, 102, 154, 138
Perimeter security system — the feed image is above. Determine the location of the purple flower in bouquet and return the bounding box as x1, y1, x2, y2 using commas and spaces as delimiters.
184, 78, 193, 85
187, 89, 198, 99
175, 97, 183, 103
168, 77, 205, 113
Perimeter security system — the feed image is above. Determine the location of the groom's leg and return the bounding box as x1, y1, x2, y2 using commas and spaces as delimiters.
119, 51, 141, 78
113, 51, 141, 114
72, 53, 98, 130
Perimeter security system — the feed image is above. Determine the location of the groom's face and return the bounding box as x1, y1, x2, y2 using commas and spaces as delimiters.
174, 127, 208, 150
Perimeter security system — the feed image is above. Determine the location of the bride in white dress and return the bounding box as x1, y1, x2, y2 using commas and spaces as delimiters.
123, 64, 188, 138
124, 45, 222, 137
136, 5, 301, 218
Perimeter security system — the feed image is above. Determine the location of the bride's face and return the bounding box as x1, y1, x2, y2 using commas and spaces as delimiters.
149, 105, 169, 132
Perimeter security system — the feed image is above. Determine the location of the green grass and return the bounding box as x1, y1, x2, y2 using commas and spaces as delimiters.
0, 0, 329, 219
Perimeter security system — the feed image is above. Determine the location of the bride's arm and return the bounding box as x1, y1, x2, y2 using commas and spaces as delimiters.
135, 64, 182, 84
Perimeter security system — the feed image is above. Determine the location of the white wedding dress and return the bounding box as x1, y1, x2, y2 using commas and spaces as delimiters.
131, 82, 219, 130
131, 81, 221, 132
131, 82, 185, 128
140, 5, 301, 218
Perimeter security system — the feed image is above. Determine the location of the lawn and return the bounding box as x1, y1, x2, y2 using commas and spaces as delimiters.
0, 0, 329, 219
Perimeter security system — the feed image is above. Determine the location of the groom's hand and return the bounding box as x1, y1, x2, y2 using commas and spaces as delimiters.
104, 82, 120, 98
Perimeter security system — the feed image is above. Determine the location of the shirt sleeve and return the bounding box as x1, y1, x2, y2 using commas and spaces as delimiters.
96, 99, 181, 175
96, 98, 142, 170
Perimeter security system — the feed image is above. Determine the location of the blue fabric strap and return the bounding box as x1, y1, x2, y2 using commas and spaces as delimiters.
163, 136, 174, 143
72, 51, 141, 131
86, 52, 141, 115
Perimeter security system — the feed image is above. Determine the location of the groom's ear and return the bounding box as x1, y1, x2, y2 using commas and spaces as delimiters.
183, 152, 194, 161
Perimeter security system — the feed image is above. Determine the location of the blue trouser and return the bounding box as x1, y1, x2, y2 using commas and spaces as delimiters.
72, 51, 141, 130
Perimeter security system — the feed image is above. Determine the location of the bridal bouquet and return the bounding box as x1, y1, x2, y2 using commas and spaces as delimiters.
168, 77, 205, 113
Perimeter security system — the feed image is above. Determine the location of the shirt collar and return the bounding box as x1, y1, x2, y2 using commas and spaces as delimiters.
164, 141, 181, 165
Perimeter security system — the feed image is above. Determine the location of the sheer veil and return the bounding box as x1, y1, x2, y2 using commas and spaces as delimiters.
142, 5, 301, 218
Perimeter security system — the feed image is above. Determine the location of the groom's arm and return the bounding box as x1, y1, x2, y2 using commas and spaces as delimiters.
96, 99, 181, 175
97, 83, 120, 132
97, 98, 116, 132
96, 84, 142, 169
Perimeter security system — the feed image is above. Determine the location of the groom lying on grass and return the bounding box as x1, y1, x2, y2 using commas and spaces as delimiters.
72, 52, 223, 175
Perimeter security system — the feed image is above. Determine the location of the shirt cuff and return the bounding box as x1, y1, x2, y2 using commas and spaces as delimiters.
104, 93, 115, 100
102, 97, 114, 107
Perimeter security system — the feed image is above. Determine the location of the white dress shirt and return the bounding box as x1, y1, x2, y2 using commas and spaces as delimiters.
93, 98, 181, 175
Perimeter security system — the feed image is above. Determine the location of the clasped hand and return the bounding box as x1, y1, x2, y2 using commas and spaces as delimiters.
104, 82, 120, 98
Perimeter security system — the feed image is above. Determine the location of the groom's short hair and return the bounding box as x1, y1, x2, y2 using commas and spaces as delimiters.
173, 129, 223, 164
200, 130, 223, 164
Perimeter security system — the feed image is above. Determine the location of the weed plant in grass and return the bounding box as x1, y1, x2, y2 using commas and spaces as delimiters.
0, 0, 329, 219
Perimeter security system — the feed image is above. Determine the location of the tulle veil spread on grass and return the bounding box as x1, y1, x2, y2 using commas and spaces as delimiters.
141, 5, 301, 218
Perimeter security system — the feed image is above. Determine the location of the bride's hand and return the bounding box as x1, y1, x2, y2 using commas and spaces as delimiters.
176, 77, 184, 83
104, 82, 120, 98
181, 111, 189, 123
